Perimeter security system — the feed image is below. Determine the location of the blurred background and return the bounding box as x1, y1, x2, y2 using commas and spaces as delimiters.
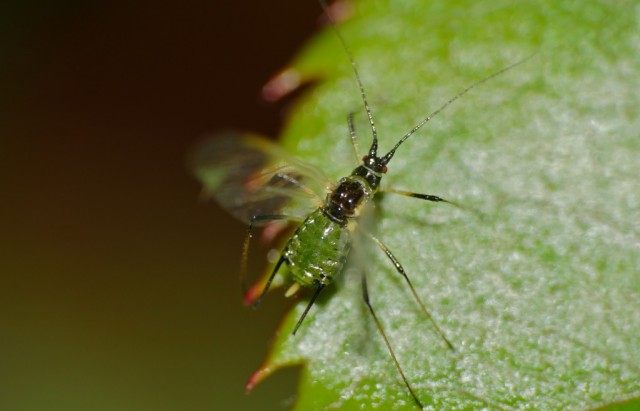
1, 1, 322, 410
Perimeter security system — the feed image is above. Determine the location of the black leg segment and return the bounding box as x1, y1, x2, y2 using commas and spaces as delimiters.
292, 282, 325, 335
251, 254, 286, 309
369, 234, 455, 351
241, 214, 292, 298
385, 188, 454, 204
361, 275, 424, 410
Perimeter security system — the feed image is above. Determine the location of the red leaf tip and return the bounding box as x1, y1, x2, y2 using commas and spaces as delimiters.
262, 69, 302, 102
245, 366, 272, 393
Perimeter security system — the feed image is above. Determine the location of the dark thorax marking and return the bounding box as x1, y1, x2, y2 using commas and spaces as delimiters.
323, 177, 370, 224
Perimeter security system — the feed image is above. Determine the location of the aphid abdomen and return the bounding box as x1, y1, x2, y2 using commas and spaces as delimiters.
285, 209, 351, 287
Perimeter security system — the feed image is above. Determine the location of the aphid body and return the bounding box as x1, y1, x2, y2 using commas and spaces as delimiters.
285, 160, 380, 287
285, 208, 351, 287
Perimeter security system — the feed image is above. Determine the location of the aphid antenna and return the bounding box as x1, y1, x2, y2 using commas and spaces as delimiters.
381, 53, 537, 164
318, 0, 379, 157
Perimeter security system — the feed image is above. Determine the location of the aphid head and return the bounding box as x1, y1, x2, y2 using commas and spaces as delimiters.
351, 153, 386, 190
361, 154, 387, 174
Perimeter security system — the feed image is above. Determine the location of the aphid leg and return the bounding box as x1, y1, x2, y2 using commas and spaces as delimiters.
347, 112, 361, 162
242, 214, 293, 302
368, 233, 455, 351
361, 275, 424, 410
384, 188, 484, 216
384, 188, 461, 207
292, 282, 325, 335
251, 254, 286, 309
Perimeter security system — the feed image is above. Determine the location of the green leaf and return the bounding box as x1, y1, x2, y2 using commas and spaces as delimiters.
253, 0, 640, 409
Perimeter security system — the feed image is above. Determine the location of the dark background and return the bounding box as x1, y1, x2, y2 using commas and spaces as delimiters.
1, 1, 321, 410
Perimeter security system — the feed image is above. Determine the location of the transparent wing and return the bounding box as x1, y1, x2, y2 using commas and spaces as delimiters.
188, 132, 331, 225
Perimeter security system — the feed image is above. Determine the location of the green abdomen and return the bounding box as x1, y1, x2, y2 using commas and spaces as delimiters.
284, 209, 351, 287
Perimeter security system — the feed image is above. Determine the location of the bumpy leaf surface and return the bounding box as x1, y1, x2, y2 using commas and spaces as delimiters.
257, 1, 640, 409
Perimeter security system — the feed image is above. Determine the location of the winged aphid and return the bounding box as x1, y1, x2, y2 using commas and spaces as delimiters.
190, 1, 531, 407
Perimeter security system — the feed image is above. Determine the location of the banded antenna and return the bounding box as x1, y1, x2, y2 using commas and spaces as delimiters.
381, 53, 536, 164
319, 0, 535, 165
318, 0, 379, 156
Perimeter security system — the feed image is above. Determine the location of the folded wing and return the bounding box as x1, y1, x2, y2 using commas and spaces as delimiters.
188, 132, 331, 225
